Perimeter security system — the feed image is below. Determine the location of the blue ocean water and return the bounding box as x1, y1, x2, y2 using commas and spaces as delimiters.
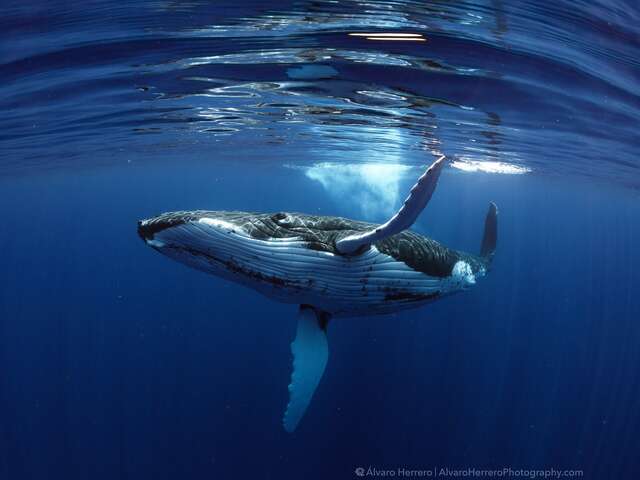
1, 1, 639, 479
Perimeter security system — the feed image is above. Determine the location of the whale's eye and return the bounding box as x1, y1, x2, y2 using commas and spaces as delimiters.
272, 212, 287, 221
271, 212, 301, 231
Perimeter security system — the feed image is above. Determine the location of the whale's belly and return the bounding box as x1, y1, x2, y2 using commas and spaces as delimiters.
156, 220, 472, 317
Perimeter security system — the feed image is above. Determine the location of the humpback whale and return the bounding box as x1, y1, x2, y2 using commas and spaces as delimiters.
137, 155, 498, 432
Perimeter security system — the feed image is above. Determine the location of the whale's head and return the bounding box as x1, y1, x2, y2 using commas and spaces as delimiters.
138, 211, 285, 278
137, 210, 346, 298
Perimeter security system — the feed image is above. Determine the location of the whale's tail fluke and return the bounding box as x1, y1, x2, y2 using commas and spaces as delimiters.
480, 202, 498, 262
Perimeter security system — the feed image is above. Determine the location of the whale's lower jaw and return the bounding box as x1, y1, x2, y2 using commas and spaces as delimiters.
144, 218, 482, 317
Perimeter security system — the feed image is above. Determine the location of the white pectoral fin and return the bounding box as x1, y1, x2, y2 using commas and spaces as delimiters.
283, 306, 330, 433
336, 154, 447, 255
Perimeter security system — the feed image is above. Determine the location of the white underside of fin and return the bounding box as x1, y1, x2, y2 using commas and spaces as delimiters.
283, 307, 329, 433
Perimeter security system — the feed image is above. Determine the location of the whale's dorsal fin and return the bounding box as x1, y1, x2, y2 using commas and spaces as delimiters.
335, 155, 447, 255
283, 305, 330, 432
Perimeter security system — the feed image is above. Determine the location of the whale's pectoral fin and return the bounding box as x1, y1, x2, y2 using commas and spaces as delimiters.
283, 305, 330, 432
480, 202, 498, 262
336, 154, 447, 255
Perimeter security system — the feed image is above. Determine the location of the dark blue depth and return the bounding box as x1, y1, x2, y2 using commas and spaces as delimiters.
0, 1, 639, 479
